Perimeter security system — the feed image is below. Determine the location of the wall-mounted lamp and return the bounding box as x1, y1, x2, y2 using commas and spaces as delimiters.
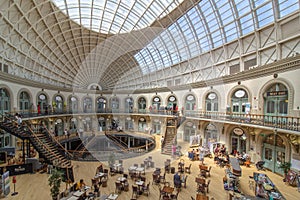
210, 86, 213, 90
58, 90, 60, 93
273, 73, 278, 78
241, 134, 247, 140
42, 88, 44, 91
238, 81, 241, 85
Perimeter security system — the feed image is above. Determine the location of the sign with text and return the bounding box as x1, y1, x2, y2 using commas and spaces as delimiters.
266, 91, 288, 96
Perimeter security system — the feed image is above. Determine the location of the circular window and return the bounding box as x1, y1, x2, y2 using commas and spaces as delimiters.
39, 94, 46, 100
208, 93, 216, 100
187, 95, 194, 101
235, 90, 245, 98
154, 97, 160, 102
71, 97, 77, 102
169, 96, 176, 102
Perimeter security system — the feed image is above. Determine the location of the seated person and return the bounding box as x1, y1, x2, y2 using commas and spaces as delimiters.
93, 183, 100, 197
256, 182, 268, 199
75, 179, 86, 191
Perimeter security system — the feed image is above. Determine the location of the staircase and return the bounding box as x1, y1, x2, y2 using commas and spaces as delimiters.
0, 115, 72, 170
161, 117, 178, 155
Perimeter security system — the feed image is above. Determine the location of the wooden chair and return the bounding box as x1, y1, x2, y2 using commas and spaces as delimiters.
185, 164, 192, 174
160, 172, 166, 184
115, 181, 123, 194
142, 182, 150, 196
182, 175, 188, 188
205, 180, 211, 193
170, 190, 179, 199
152, 173, 160, 185
207, 166, 212, 177
132, 185, 139, 199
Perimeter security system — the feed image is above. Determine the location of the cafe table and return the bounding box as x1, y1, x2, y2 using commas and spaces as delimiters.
106, 193, 119, 200
162, 186, 174, 194
73, 191, 85, 197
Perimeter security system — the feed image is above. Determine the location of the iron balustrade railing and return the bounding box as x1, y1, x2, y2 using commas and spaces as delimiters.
2, 110, 300, 132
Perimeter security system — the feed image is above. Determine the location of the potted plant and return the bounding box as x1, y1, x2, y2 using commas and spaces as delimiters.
279, 161, 291, 181
48, 169, 63, 200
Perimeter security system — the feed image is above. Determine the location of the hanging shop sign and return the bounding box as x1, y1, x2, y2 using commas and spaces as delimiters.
233, 127, 244, 136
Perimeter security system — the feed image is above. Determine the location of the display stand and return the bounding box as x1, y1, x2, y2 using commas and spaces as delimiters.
223, 168, 240, 193
253, 172, 285, 200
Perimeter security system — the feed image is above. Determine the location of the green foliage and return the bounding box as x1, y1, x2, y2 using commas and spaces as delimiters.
48, 169, 63, 199
279, 162, 291, 173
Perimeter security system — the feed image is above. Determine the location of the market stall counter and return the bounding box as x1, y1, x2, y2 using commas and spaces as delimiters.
253, 172, 285, 200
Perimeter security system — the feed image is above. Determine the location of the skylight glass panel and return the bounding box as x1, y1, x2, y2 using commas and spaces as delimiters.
51, 0, 181, 34
224, 22, 238, 42
253, 0, 268, 8
235, 0, 251, 17
278, 0, 299, 18
240, 14, 254, 35
216, 1, 235, 25
256, 2, 274, 28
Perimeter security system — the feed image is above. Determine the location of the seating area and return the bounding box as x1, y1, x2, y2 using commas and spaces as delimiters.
7, 139, 300, 200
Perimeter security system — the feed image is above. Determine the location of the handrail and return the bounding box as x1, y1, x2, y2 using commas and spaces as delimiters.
4, 109, 300, 133
25, 125, 71, 167
104, 131, 128, 152
42, 125, 74, 158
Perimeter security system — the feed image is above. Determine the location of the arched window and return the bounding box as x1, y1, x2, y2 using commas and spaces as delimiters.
69, 118, 78, 133
152, 119, 161, 134
231, 89, 249, 114
183, 121, 196, 142
96, 97, 107, 113
37, 93, 48, 114
68, 96, 78, 113
151, 96, 161, 113
185, 94, 196, 111
167, 95, 177, 114
83, 117, 92, 131
53, 95, 64, 113
98, 117, 107, 131
138, 117, 147, 132
125, 117, 134, 130
204, 123, 218, 145
83, 97, 93, 113
138, 97, 147, 113
205, 92, 218, 112
110, 97, 119, 113
19, 91, 30, 114
125, 97, 133, 113
264, 83, 288, 116
54, 118, 64, 136
0, 88, 10, 115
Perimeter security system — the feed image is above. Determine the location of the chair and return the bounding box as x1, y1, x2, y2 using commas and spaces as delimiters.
182, 175, 188, 188
110, 167, 117, 176
124, 181, 129, 192
164, 181, 170, 187
207, 166, 212, 177
140, 176, 146, 182
134, 163, 138, 167
205, 180, 211, 193
152, 173, 160, 185
158, 185, 166, 200
103, 169, 109, 179
101, 177, 107, 187
132, 185, 139, 199
170, 190, 179, 200
185, 164, 192, 174
115, 181, 123, 194
160, 172, 166, 184
142, 182, 150, 196
119, 160, 123, 165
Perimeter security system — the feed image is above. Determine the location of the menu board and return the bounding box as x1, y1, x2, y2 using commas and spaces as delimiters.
1, 171, 10, 196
